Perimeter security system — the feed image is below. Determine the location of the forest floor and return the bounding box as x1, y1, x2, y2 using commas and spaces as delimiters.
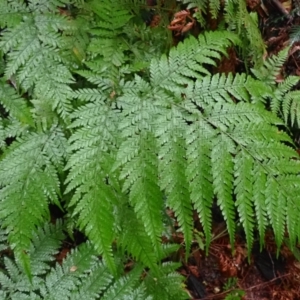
176, 213, 300, 299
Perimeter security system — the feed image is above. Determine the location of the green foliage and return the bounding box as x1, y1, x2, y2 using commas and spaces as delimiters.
179, 0, 266, 66
223, 278, 245, 300
252, 48, 300, 128
0, 0, 300, 297
0, 221, 183, 299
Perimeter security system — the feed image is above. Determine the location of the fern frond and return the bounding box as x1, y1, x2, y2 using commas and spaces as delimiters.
26, 0, 71, 13
234, 150, 254, 249
282, 175, 300, 248
71, 261, 113, 300
191, 73, 272, 106
277, 89, 300, 126
211, 137, 236, 246
79, 0, 134, 91
42, 242, 98, 299
0, 9, 77, 118
290, 25, 300, 44
252, 166, 268, 247
182, 69, 299, 248
253, 49, 300, 127
0, 227, 8, 252
100, 264, 143, 300
265, 178, 286, 248
120, 210, 161, 274
66, 98, 119, 274
225, 0, 266, 66
0, 221, 64, 298
0, 80, 33, 126
118, 134, 163, 249
209, 0, 220, 18
0, 0, 28, 27
144, 262, 188, 300
89, 0, 132, 33
0, 126, 67, 273
155, 106, 193, 254
150, 31, 239, 88
251, 48, 289, 85
114, 77, 164, 252
29, 221, 65, 276
186, 121, 214, 248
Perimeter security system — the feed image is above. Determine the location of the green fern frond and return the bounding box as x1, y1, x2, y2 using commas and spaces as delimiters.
0, 126, 67, 273
150, 31, 239, 88
0, 227, 8, 252
26, 0, 71, 13
186, 121, 214, 249
234, 150, 254, 249
156, 108, 194, 254
271, 76, 299, 116
144, 262, 188, 300
290, 25, 300, 44
42, 243, 99, 299
118, 134, 163, 250
282, 175, 300, 248
29, 221, 65, 276
252, 50, 300, 126
276, 89, 300, 127
0, 80, 33, 125
66, 98, 119, 274
252, 166, 268, 248
0, 231, 184, 299
70, 261, 113, 300
100, 265, 143, 300
251, 48, 289, 85
113, 77, 164, 252
211, 137, 236, 246
224, 0, 266, 66
190, 73, 272, 106
265, 178, 286, 248
0, 0, 28, 27
3, 117, 31, 142
71, 177, 117, 274
0, 221, 64, 298
79, 0, 134, 91
89, 0, 132, 33
120, 210, 162, 274
0, 6, 77, 118
209, 0, 220, 18
180, 0, 219, 23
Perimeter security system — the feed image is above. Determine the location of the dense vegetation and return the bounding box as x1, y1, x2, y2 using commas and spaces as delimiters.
0, 0, 299, 298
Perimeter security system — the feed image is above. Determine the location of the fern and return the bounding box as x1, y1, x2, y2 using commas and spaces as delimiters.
178, 0, 266, 66
0, 126, 68, 274
0, 0, 81, 119
1, 0, 300, 297
0, 222, 186, 300
67, 26, 300, 258
252, 49, 300, 128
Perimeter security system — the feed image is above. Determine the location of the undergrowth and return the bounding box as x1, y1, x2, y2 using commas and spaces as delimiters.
0, 0, 299, 298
